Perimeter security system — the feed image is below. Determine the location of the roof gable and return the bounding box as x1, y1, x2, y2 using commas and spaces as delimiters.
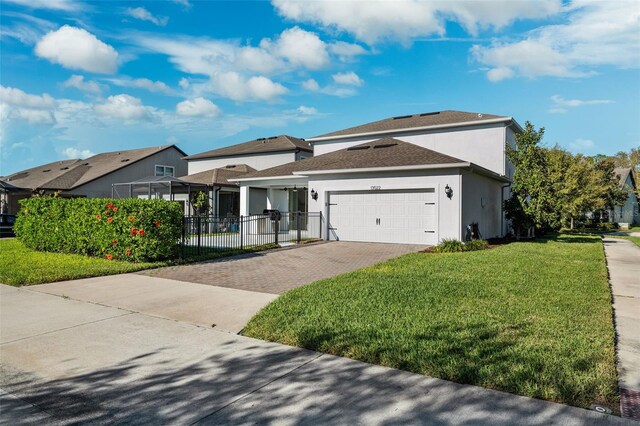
310, 110, 511, 140
184, 135, 311, 160
237, 138, 467, 180
179, 164, 256, 186
1, 145, 185, 191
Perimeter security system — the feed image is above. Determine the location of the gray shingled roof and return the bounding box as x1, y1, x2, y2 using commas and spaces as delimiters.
184, 135, 311, 160
236, 138, 467, 180
311, 110, 510, 139
1, 145, 185, 191
615, 167, 634, 188
179, 164, 256, 186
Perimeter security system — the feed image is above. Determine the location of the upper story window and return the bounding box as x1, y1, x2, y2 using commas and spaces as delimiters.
155, 165, 175, 177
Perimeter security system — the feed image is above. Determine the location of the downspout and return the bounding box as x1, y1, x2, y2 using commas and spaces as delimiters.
213, 186, 221, 217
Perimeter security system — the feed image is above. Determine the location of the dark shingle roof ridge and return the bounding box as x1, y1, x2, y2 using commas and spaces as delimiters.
311, 110, 510, 139
238, 138, 468, 180
184, 135, 311, 160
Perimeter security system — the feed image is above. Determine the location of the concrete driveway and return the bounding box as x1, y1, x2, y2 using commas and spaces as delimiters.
0, 284, 630, 425
141, 241, 425, 294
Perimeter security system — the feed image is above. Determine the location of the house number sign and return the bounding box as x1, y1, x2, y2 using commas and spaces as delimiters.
370, 186, 381, 190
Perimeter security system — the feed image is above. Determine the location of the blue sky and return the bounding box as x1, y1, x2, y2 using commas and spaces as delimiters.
1, 0, 639, 176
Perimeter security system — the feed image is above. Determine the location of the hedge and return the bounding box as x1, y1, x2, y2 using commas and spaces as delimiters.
14, 197, 183, 262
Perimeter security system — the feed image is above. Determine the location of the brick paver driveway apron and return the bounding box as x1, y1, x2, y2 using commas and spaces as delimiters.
140, 241, 425, 294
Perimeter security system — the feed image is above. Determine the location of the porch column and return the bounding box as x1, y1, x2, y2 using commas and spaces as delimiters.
239, 185, 250, 216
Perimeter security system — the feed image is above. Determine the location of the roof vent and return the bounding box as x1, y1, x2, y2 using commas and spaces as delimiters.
268, 136, 278, 140
257, 138, 266, 141
60, 167, 69, 170
42, 169, 51, 172
477, 113, 483, 118
121, 159, 130, 162
82, 163, 90, 166
225, 165, 237, 169
347, 146, 370, 151
392, 115, 412, 120
419, 111, 440, 117
373, 143, 398, 149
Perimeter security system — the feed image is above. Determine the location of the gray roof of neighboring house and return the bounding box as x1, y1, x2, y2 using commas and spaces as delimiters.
236, 138, 468, 180
615, 167, 635, 188
310, 110, 511, 139
1, 145, 186, 191
179, 164, 256, 187
184, 135, 312, 160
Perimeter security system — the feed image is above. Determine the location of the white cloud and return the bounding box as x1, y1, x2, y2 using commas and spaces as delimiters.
178, 78, 190, 89
2, 0, 83, 11
236, 46, 286, 74
176, 97, 220, 117
297, 105, 318, 115
569, 138, 595, 152
473, 1, 640, 81
35, 25, 119, 74
271, 26, 329, 69
329, 41, 367, 61
302, 78, 319, 91
62, 147, 95, 159
548, 95, 613, 114
94, 94, 151, 121
108, 77, 174, 94
332, 71, 363, 86
206, 72, 287, 102
272, 0, 561, 44
0, 85, 55, 109
171, 0, 191, 8
62, 75, 104, 94
14, 109, 55, 125
125, 7, 169, 27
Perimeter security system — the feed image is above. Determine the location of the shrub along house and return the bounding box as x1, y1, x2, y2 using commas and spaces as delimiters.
233, 111, 522, 245
0, 145, 187, 215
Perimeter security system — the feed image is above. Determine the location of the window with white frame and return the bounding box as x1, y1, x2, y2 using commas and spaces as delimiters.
155, 165, 175, 177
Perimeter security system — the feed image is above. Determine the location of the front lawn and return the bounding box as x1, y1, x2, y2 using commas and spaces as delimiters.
0, 239, 167, 286
0, 239, 279, 286
244, 234, 618, 410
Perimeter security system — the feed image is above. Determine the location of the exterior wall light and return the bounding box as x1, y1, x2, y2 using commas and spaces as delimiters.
310, 189, 318, 201
293, 185, 298, 193
445, 184, 453, 199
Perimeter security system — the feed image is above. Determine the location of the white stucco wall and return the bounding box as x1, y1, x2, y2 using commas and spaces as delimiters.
610, 174, 639, 224
311, 123, 509, 176
188, 152, 298, 174
307, 169, 463, 243
461, 172, 504, 239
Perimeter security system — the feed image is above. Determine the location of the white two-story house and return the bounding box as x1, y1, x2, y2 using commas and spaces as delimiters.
233, 110, 522, 245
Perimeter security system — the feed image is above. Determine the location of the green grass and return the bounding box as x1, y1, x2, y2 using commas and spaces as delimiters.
0, 239, 279, 286
0, 238, 167, 286
244, 234, 618, 411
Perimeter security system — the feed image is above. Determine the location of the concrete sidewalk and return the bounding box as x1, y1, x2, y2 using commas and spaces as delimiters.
29, 274, 277, 333
603, 237, 640, 421
0, 284, 631, 425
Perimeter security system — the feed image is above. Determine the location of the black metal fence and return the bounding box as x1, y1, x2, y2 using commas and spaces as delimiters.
180, 211, 323, 257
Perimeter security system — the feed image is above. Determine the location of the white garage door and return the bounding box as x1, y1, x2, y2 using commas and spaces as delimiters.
328, 190, 438, 245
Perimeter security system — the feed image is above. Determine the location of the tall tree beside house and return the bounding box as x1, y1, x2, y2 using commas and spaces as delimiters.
506, 122, 627, 233
505, 122, 555, 234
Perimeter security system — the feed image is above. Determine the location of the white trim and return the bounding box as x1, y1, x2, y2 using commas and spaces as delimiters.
231, 175, 305, 183
294, 162, 470, 176
308, 117, 520, 142
154, 164, 175, 177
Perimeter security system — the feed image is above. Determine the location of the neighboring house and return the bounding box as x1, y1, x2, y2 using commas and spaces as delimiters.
179, 164, 256, 217
233, 110, 522, 245
182, 135, 312, 216
610, 167, 639, 225
0, 145, 187, 215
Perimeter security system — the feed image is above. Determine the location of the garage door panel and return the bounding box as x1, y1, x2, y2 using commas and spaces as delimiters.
329, 190, 438, 245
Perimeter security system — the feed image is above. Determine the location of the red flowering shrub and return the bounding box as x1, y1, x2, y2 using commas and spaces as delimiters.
105, 254, 113, 260
15, 198, 183, 262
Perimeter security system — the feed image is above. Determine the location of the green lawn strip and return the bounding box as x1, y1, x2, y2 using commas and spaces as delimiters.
0, 239, 278, 286
608, 235, 640, 248
244, 234, 618, 410
0, 238, 167, 286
